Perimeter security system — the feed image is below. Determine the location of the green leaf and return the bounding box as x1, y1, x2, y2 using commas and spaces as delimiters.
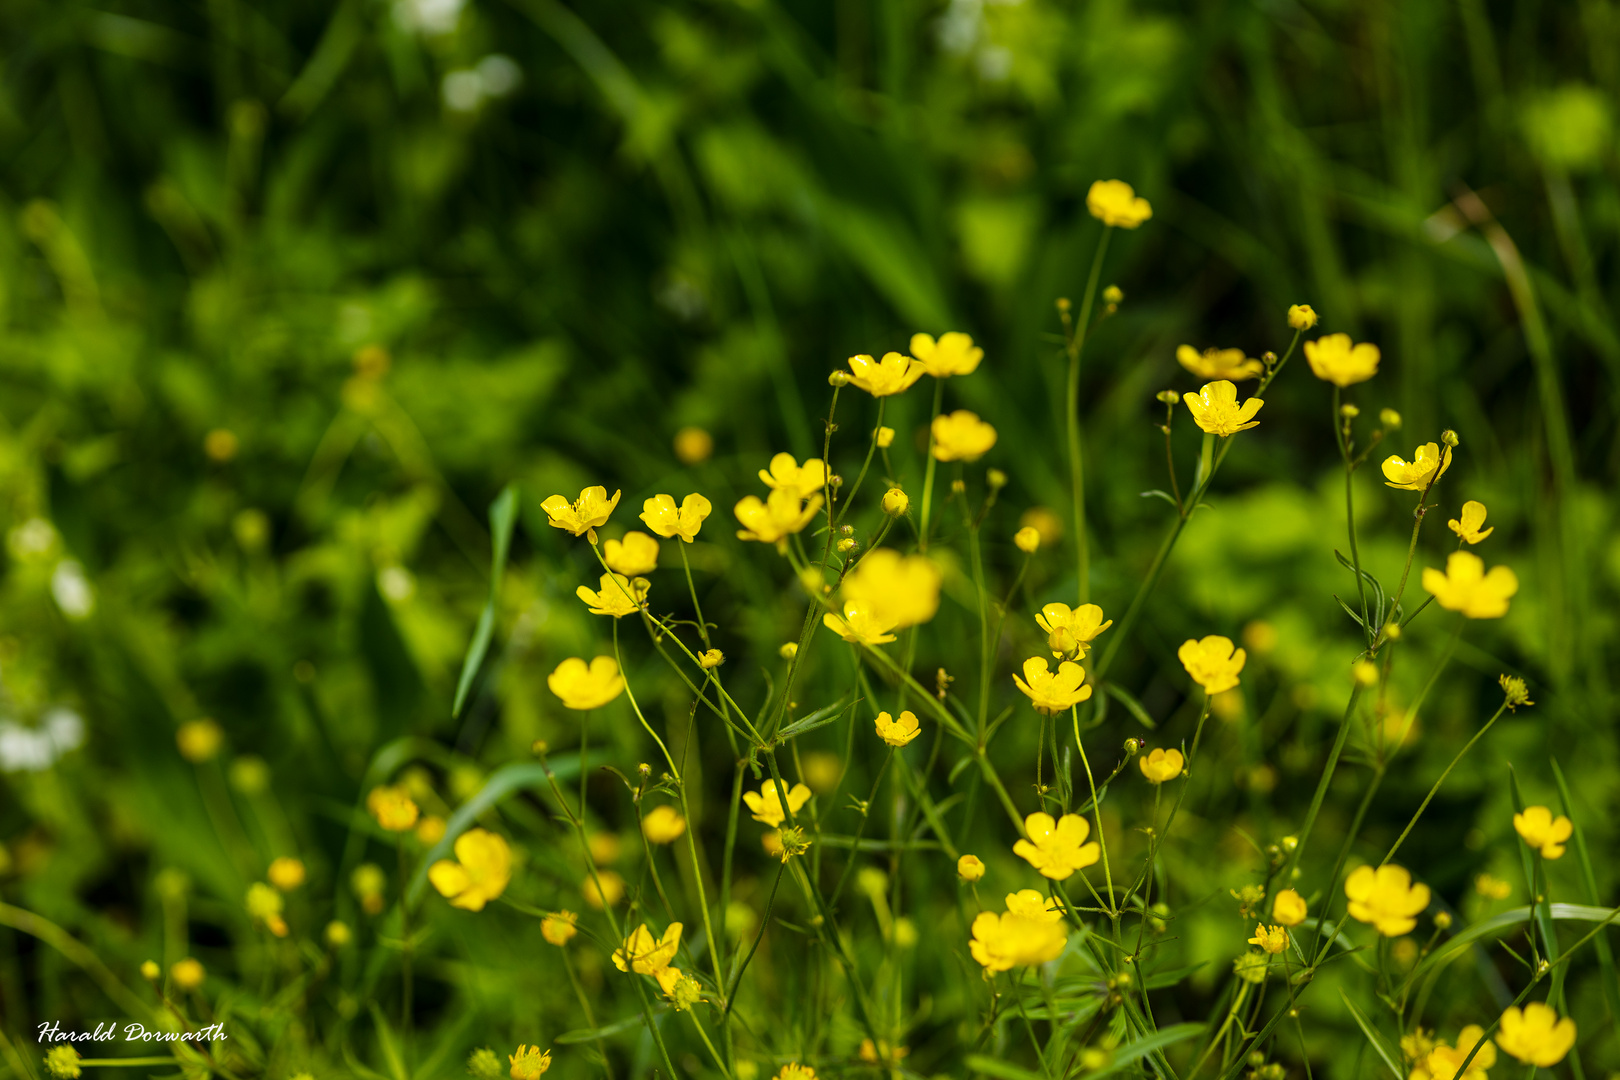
368, 1002, 410, 1080
1551, 757, 1620, 1020
1102, 681, 1158, 730
453, 484, 519, 719
1083, 1022, 1206, 1080
773, 696, 854, 744
1139, 489, 1178, 505
555, 1014, 649, 1045
1411, 903, 1618, 982
1341, 990, 1404, 1080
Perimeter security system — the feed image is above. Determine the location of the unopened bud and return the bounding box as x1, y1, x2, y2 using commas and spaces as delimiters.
1441, 429, 1460, 447
951, 479, 966, 494
829, 370, 852, 387
1287, 304, 1319, 330
1340, 403, 1360, 419
1056, 297, 1072, 313
1102, 285, 1124, 305
1123, 738, 1142, 755
1261, 351, 1278, 366
1014, 526, 1040, 554
1353, 660, 1379, 686
882, 488, 909, 516
1380, 408, 1402, 429
1156, 390, 1180, 405
987, 468, 1008, 490
779, 642, 798, 660
1434, 911, 1452, 929
836, 538, 857, 553
875, 426, 895, 448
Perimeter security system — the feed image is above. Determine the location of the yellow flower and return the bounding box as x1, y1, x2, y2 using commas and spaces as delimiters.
1176, 345, 1263, 381
1248, 923, 1287, 955
541, 486, 621, 537
839, 550, 942, 629
1183, 380, 1263, 437
969, 908, 1069, 970
1475, 873, 1511, 900
642, 806, 687, 844
1423, 1027, 1497, 1080
1422, 552, 1518, 619
1012, 656, 1092, 715
1303, 333, 1380, 386
910, 331, 984, 378
541, 910, 578, 946
547, 656, 626, 710
575, 572, 649, 618
874, 710, 921, 747
775, 1064, 817, 1080
876, 425, 895, 447
673, 426, 713, 464
846, 351, 925, 397
247, 882, 288, 936
416, 815, 447, 845
1178, 636, 1246, 694
1344, 864, 1430, 936
1014, 812, 1100, 880
1495, 1003, 1577, 1067
508, 1045, 552, 1080
743, 781, 812, 827
176, 718, 224, 762
639, 493, 712, 542
734, 489, 823, 543
1138, 748, 1184, 784
612, 921, 682, 975
1402, 1028, 1437, 1064
758, 453, 828, 499
268, 857, 306, 891
44, 1048, 82, 1080
1004, 889, 1064, 922
881, 487, 909, 516
140, 959, 161, 980
603, 531, 660, 574
859, 1040, 909, 1065
171, 957, 206, 990
823, 601, 900, 645
1512, 806, 1573, 859
1014, 527, 1041, 553
1499, 674, 1533, 709
1448, 501, 1493, 544
428, 828, 512, 911
1288, 305, 1319, 330
931, 410, 998, 462
698, 648, 724, 669
588, 832, 622, 864
1086, 180, 1152, 228
368, 785, 420, 831
957, 854, 985, 881
1271, 888, 1307, 927
1383, 442, 1453, 490
1036, 603, 1112, 658
583, 870, 625, 909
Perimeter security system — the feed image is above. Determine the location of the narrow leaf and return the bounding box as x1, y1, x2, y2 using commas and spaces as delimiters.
1341, 991, 1404, 1080
1103, 682, 1158, 730
453, 484, 519, 719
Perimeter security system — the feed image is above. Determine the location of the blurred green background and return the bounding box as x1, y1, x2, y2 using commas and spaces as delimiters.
2, 0, 1618, 1074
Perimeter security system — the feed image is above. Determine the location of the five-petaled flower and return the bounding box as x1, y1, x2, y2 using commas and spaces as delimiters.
1248, 923, 1287, 955
1013, 812, 1100, 880
1271, 888, 1307, 927
1086, 180, 1152, 228
1035, 603, 1112, 659
758, 454, 828, 500
1303, 333, 1380, 386
603, 531, 659, 575
840, 549, 942, 628
846, 352, 925, 397
1383, 442, 1452, 490
1448, 501, 1493, 544
1415, 1026, 1496, 1080
640, 493, 712, 542
1422, 552, 1518, 619
1495, 1003, 1577, 1067
1005, 889, 1064, 922
931, 410, 998, 462
1344, 863, 1430, 936
823, 601, 900, 646
911, 332, 984, 378
1513, 805, 1572, 859
1138, 748, 1184, 784
547, 656, 626, 710
735, 489, 823, 544
368, 785, 420, 831
743, 780, 812, 827
1012, 656, 1092, 715
428, 828, 513, 912
613, 921, 682, 976
1183, 380, 1264, 437
542, 486, 621, 537
874, 710, 921, 747
1176, 345, 1263, 382
969, 907, 1069, 970
576, 572, 649, 618
1179, 636, 1247, 694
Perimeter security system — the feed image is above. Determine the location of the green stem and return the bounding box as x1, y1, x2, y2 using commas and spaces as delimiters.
918, 380, 944, 551
1382, 698, 1510, 866
1066, 228, 1111, 604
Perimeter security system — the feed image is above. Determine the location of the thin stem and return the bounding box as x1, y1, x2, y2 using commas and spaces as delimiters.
1065, 228, 1112, 604
918, 380, 944, 551
836, 398, 884, 526
1333, 386, 1372, 644
1383, 698, 1511, 866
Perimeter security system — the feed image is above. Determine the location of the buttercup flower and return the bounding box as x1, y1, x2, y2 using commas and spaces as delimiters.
735, 489, 823, 543
603, 531, 659, 574
1383, 442, 1452, 490
911, 331, 984, 377
1005, 890, 1064, 923
840, 549, 942, 627
1012, 657, 1092, 715
368, 785, 420, 831
698, 648, 724, 670
1495, 1003, 1577, 1067
1013, 812, 1100, 880
1086, 180, 1152, 228
1512, 806, 1572, 859
583, 870, 625, 909
1448, 501, 1494, 544
743, 780, 812, 827
1475, 873, 1511, 900
1248, 923, 1287, 955
640, 493, 712, 542
1179, 636, 1246, 694
1138, 748, 1184, 784
874, 710, 921, 747
846, 351, 925, 397
1344, 864, 1430, 936
177, 718, 224, 762
758, 453, 828, 499
268, 857, 306, 891
1288, 305, 1319, 330
542, 486, 621, 537
1176, 345, 1263, 381
1422, 552, 1518, 619
508, 1045, 552, 1080
541, 910, 578, 946
876, 425, 895, 447
576, 572, 649, 618
969, 909, 1069, 970
1014, 527, 1041, 554
642, 805, 687, 844
882, 488, 909, 516
931, 410, 998, 462
613, 921, 682, 975
1036, 603, 1112, 658
1419, 1026, 1497, 1080
171, 957, 205, 989
428, 828, 512, 911
775, 1064, 817, 1080
1271, 888, 1307, 927
1183, 380, 1263, 437
547, 656, 626, 710
1499, 674, 1533, 709
1304, 333, 1380, 386
823, 601, 900, 646
957, 854, 985, 881
247, 882, 288, 937
673, 427, 712, 464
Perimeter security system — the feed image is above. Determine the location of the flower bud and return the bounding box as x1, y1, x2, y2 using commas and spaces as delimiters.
1340, 403, 1360, 419
950, 478, 966, 494
1441, 429, 1460, 447
1379, 408, 1402, 430
882, 488, 909, 516
1102, 285, 1124, 304
1156, 389, 1180, 405
956, 854, 985, 881
699, 648, 725, 670
1383, 621, 1402, 640
1056, 297, 1072, 313
1014, 526, 1040, 554
1287, 304, 1319, 330
325, 920, 353, 947
875, 425, 895, 448
987, 468, 1008, 490
140, 960, 161, 980
828, 370, 852, 387
836, 538, 857, 553
1434, 911, 1453, 930
779, 642, 798, 660
1261, 350, 1278, 366
1123, 737, 1142, 755
1353, 660, 1379, 686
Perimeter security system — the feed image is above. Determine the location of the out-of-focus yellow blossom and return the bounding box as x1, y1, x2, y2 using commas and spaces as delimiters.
1422, 552, 1518, 619
859, 1040, 909, 1065
1383, 443, 1452, 490
882, 488, 909, 516
1248, 924, 1288, 954
910, 331, 984, 378
1513, 806, 1573, 859
583, 870, 625, 909
541, 910, 578, 946
368, 785, 420, 831
547, 656, 626, 710
1381, 408, 1403, 429
172, 958, 205, 990
416, 815, 447, 845
1179, 636, 1246, 694
1448, 501, 1493, 544
840, 549, 942, 627
177, 718, 224, 762
508, 1045, 552, 1080
1304, 333, 1380, 386
673, 427, 713, 464
1416, 1026, 1497, 1080
957, 854, 985, 881
640, 493, 712, 542
1036, 603, 1112, 658
823, 601, 900, 645
1138, 748, 1184, 783
326, 920, 352, 947
875, 425, 895, 447
352, 863, 386, 914
1271, 889, 1307, 927
969, 908, 1070, 970
802, 751, 840, 792
1014, 526, 1041, 553
247, 882, 288, 937
775, 1064, 817, 1080
1013, 657, 1092, 715
779, 642, 798, 660
1345, 864, 1430, 936
613, 921, 682, 975
1403, 1029, 1437, 1063
1005, 889, 1064, 923
931, 410, 998, 462
576, 572, 649, 618
1242, 620, 1277, 655
698, 649, 724, 670
846, 352, 925, 397
642, 806, 687, 844
1475, 873, 1511, 900
428, 828, 512, 911
44, 1048, 82, 1079
743, 781, 812, 827
1014, 812, 1100, 880
1021, 506, 1063, 545
758, 453, 828, 499
1086, 180, 1152, 228
761, 831, 784, 858
874, 710, 921, 747
735, 489, 822, 543
1183, 380, 1263, 437
140, 959, 161, 980
541, 487, 620, 537
1495, 1004, 1576, 1066
1288, 305, 1319, 330
268, 857, 306, 891
1176, 345, 1264, 381
588, 832, 622, 865
1354, 659, 1380, 686
603, 531, 659, 575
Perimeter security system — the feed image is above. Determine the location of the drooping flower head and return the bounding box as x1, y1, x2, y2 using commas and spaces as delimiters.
1512, 806, 1573, 859
547, 656, 626, 710
839, 549, 942, 628
874, 710, 921, 747
1035, 603, 1112, 658
640, 493, 712, 542
612, 922, 682, 975
542, 487, 621, 537
1448, 501, 1494, 544
1383, 442, 1452, 490
1176, 345, 1263, 382
743, 780, 812, 827
910, 332, 984, 378
642, 805, 687, 844
576, 573, 650, 618
758, 454, 828, 500
931, 410, 998, 462
1495, 1003, 1576, 1067
1304, 333, 1380, 386
1422, 552, 1518, 619
1183, 380, 1263, 437
428, 828, 513, 912
1271, 888, 1307, 927
846, 352, 925, 397
603, 531, 660, 574
1179, 636, 1246, 694
1344, 863, 1430, 936
1012, 657, 1092, 715
734, 489, 823, 544
1086, 180, 1152, 228
1138, 748, 1184, 784
1013, 812, 1099, 880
